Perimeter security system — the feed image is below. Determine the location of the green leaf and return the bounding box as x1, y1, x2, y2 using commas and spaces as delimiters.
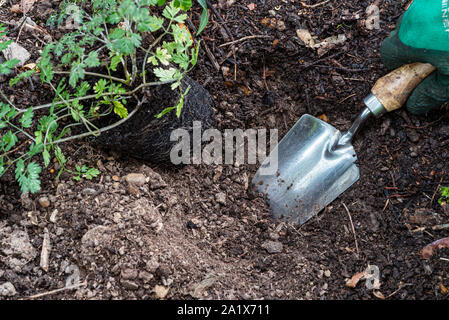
113, 100, 128, 118
38, 55, 54, 83
16, 161, 42, 194
20, 108, 34, 128
54, 145, 67, 166
28, 142, 44, 157
113, 37, 136, 55
174, 0, 192, 11
176, 85, 190, 117
155, 106, 175, 118
1, 130, 18, 151
85, 51, 100, 67
76, 81, 91, 97
69, 62, 86, 87
197, 2, 208, 34
0, 102, 11, 119
155, 47, 172, 65
0, 59, 20, 75
94, 79, 108, 97
9, 69, 36, 86
84, 167, 100, 180
106, 12, 122, 24
109, 28, 126, 40
162, 2, 180, 19
154, 67, 180, 82
0, 39, 13, 51
15, 159, 25, 180
42, 149, 51, 167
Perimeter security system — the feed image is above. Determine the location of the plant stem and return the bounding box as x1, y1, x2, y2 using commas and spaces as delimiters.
54, 71, 128, 85
0, 89, 26, 113
6, 120, 35, 142
23, 80, 173, 114
50, 98, 145, 145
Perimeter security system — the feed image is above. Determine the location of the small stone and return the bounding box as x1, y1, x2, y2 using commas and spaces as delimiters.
112, 175, 120, 182
261, 240, 283, 253
38, 197, 50, 208
0, 282, 16, 297
269, 232, 280, 241
439, 125, 449, 137
121, 268, 138, 281
215, 192, 227, 205
124, 173, 147, 186
140, 166, 167, 189
3, 42, 30, 66
82, 188, 97, 195
324, 270, 331, 277
138, 271, 154, 283
154, 285, 169, 299
406, 130, 420, 143
20, 193, 33, 210
146, 257, 160, 273
121, 280, 139, 290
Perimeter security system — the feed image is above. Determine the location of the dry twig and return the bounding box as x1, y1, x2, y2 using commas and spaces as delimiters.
343, 203, 360, 257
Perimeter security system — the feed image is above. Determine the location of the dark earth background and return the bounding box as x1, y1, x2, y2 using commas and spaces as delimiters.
0, 0, 448, 300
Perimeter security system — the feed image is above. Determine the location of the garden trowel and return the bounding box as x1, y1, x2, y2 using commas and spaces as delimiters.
253, 63, 436, 225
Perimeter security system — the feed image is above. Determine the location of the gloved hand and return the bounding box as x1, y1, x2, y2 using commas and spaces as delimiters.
380, 0, 449, 115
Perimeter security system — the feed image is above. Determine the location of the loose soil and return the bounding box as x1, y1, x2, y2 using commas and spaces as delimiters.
0, 0, 448, 300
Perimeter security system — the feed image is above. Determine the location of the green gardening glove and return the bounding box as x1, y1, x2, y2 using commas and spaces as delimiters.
380, 0, 449, 115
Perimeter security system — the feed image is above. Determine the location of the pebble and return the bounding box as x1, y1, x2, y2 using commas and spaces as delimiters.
124, 173, 147, 186
406, 130, 420, 143
215, 192, 227, 205
2, 42, 30, 66
82, 188, 97, 195
38, 197, 50, 208
154, 285, 169, 299
138, 271, 154, 283
439, 125, 449, 137
324, 270, 331, 277
121, 268, 138, 281
0, 282, 16, 297
121, 280, 139, 290
261, 240, 283, 254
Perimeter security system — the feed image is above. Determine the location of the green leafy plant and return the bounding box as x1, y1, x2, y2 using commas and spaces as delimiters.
0, 0, 207, 194
438, 186, 449, 205
72, 164, 101, 181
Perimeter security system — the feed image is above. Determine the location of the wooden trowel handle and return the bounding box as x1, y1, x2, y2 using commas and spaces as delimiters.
371, 63, 436, 112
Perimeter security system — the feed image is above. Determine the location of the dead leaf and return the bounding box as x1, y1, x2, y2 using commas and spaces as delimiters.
421, 237, 449, 259
441, 283, 448, 295
317, 114, 328, 122
296, 29, 316, 47
23, 62, 37, 71
11, 0, 36, 14
345, 271, 365, 288
241, 85, 252, 96
316, 34, 347, 56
